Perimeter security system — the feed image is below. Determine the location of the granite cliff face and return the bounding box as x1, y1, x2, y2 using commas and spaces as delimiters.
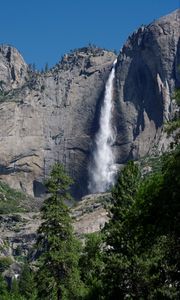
0, 9, 179, 198
0, 46, 116, 198
113, 9, 180, 163
0, 45, 28, 91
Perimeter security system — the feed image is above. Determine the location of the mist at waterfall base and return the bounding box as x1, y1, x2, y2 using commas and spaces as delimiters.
88, 60, 117, 194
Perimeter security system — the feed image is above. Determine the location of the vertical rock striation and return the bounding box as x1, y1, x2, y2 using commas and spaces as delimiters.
114, 9, 180, 163
0, 46, 116, 198
0, 9, 179, 199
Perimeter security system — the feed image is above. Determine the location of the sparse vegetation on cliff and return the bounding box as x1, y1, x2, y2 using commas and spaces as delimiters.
0, 181, 39, 214
165, 87, 180, 135
0, 182, 28, 214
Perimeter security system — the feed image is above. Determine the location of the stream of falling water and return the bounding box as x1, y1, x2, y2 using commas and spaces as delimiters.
88, 59, 117, 193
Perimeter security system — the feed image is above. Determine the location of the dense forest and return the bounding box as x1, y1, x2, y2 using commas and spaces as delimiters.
0, 140, 179, 299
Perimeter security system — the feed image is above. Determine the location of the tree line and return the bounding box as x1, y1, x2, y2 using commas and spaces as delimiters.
0, 145, 180, 299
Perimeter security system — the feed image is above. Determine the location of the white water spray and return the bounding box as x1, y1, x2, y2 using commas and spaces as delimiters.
88, 59, 117, 193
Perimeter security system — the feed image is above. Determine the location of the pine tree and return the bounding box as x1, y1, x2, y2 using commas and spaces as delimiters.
44, 63, 49, 73
18, 263, 36, 299
102, 151, 180, 299
102, 161, 141, 299
79, 233, 104, 299
104, 161, 141, 250
35, 163, 84, 300
10, 278, 20, 299
0, 274, 8, 299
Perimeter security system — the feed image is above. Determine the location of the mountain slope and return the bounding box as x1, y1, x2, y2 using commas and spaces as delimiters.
0, 9, 179, 198
0, 47, 116, 198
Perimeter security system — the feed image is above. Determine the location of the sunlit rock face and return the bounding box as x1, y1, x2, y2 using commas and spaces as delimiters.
114, 9, 180, 163
0, 46, 116, 198
0, 45, 28, 90
0, 9, 179, 199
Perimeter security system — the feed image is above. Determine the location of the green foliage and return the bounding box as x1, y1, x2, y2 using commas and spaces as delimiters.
111, 161, 140, 212
104, 161, 141, 246
80, 233, 104, 299
44, 63, 49, 72
0, 256, 13, 272
10, 278, 20, 299
0, 89, 18, 103
0, 143, 179, 299
134, 148, 180, 241
0, 181, 31, 214
139, 153, 166, 175
18, 264, 37, 299
35, 163, 85, 300
0, 274, 8, 298
102, 161, 142, 299
102, 151, 180, 299
173, 88, 180, 106
164, 118, 180, 134
164, 87, 180, 135
0, 272, 35, 300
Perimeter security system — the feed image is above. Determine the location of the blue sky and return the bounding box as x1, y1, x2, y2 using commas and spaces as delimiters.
0, 0, 179, 69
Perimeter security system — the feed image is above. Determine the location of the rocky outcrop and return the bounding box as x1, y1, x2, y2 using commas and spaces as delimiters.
0, 10, 179, 198
113, 9, 180, 163
0, 193, 110, 266
0, 46, 116, 198
0, 45, 28, 91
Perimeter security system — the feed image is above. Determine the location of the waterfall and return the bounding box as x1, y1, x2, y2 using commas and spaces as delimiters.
88, 59, 117, 193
